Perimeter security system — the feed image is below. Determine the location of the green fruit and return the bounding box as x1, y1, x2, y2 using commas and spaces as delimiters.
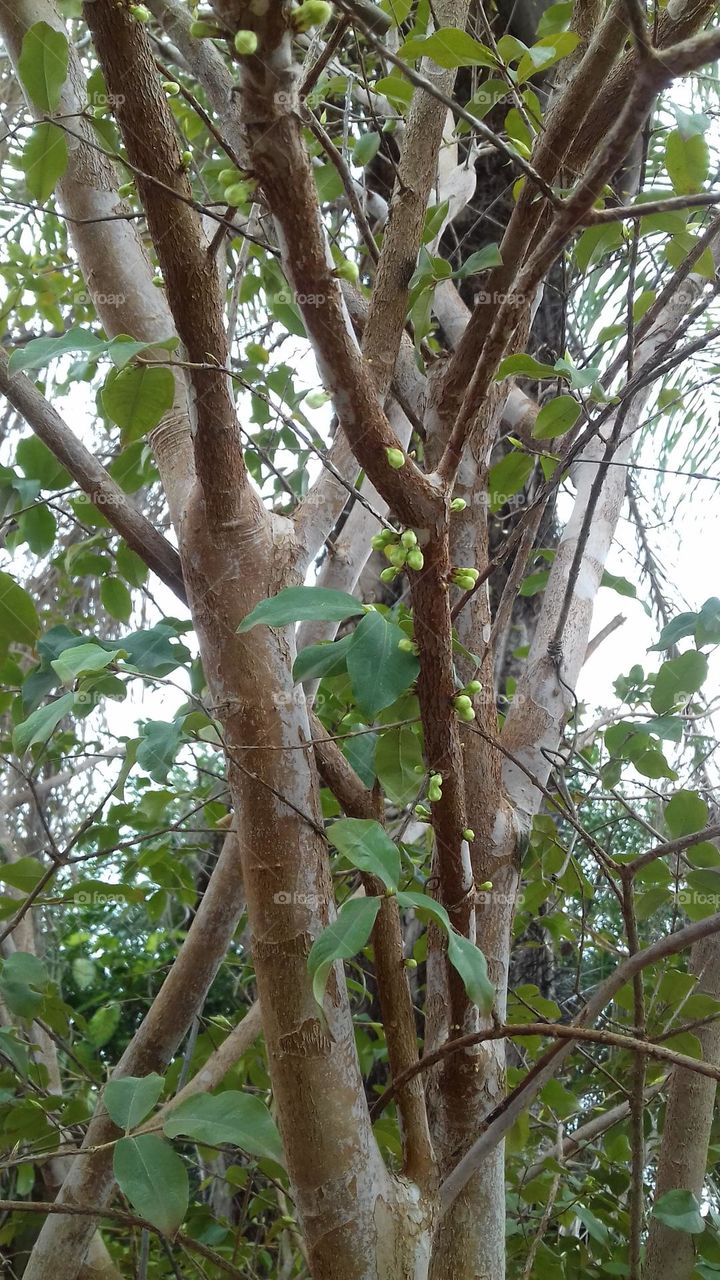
479, 881, 493, 890
404, 958, 418, 970
406, 549, 424, 571
454, 695, 472, 712
380, 567, 399, 584
456, 704, 476, 722
293, 0, 333, 31
397, 638, 417, 654
387, 545, 407, 568
219, 167, 241, 185
162, 81, 181, 95
371, 534, 387, 551
414, 804, 431, 819
450, 497, 467, 512
400, 529, 417, 549
234, 29, 258, 54
463, 828, 475, 842
334, 259, 360, 284
428, 786, 442, 803
130, 4, 151, 21
190, 19, 221, 37
245, 342, 269, 365
181, 150, 192, 168
464, 680, 482, 695
386, 447, 405, 469
117, 182, 134, 197
224, 182, 250, 206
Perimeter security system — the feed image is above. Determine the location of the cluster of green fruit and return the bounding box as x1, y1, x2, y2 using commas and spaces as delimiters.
371, 528, 424, 583
453, 679, 481, 722
187, 2, 332, 45
451, 566, 480, 592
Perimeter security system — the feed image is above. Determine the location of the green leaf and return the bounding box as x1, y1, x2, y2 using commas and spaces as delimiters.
346, 610, 419, 719
51, 643, 122, 686
19, 505, 56, 556
100, 577, 133, 623
457, 244, 503, 277
601, 570, 636, 599
0, 952, 48, 1018
21, 122, 68, 203
238, 586, 364, 633
651, 1189, 705, 1234
293, 633, 353, 683
487, 451, 534, 512
516, 32, 579, 82
328, 818, 400, 890
396, 891, 494, 1011
116, 543, 148, 588
102, 365, 175, 441
650, 611, 698, 650
0, 571, 40, 649
651, 650, 708, 713
399, 28, 496, 68
13, 692, 74, 754
18, 22, 69, 112
695, 597, 720, 647
113, 1134, 188, 1236
375, 724, 424, 805
0, 857, 45, 893
666, 129, 709, 195
164, 1092, 283, 1164
353, 131, 381, 166
8, 329, 107, 377
104, 1074, 164, 1131
665, 789, 709, 838
122, 623, 191, 676
308, 896, 382, 1006
137, 720, 183, 783
496, 353, 564, 381
532, 395, 580, 439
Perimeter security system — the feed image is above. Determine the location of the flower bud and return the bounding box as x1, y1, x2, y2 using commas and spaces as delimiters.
404, 958, 418, 970
386, 447, 405, 469
224, 182, 250, 206
463, 828, 475, 842
464, 680, 482, 695
479, 881, 493, 890
414, 804, 431, 819
397, 638, 417, 654
334, 259, 360, 283
387, 545, 407, 568
162, 80, 181, 95
450, 497, 467, 512
400, 529, 417, 549
380, 567, 399, 584
130, 4, 151, 21
406, 548, 424, 571
454, 695, 472, 712
181, 150, 192, 168
234, 29, 258, 54
371, 534, 387, 551
456, 703, 476, 722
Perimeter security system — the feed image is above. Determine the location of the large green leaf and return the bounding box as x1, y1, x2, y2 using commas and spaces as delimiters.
308, 896, 382, 1006
666, 129, 709, 195
239, 586, 364, 633
104, 1074, 165, 1132
375, 724, 424, 805
345, 611, 419, 719
18, 22, 69, 112
651, 1189, 705, 1234
0, 571, 40, 649
400, 28, 496, 68
293, 633, 353, 683
51, 643, 123, 686
113, 1134, 188, 1236
665, 789, 709, 838
651, 650, 708, 713
488, 452, 534, 512
21, 122, 68, 203
8, 329, 106, 377
164, 1092, 283, 1164
102, 365, 175, 440
328, 818, 400, 890
0, 952, 49, 1019
532, 395, 580, 439
137, 720, 183, 783
13, 692, 74, 754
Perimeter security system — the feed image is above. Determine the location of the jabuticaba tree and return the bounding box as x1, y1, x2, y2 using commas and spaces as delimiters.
1, 1, 720, 1278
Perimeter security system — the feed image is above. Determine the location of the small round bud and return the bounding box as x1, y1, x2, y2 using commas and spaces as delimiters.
371, 534, 387, 551
462, 828, 475, 842
413, 764, 425, 774
454, 695, 472, 712
162, 80, 181, 95
456, 704, 476, 722
479, 881, 493, 890
219, 167, 241, 186
400, 529, 417, 549
380, 567, 399, 584
450, 497, 467, 512
414, 804, 431, 819
406, 548, 424, 571
190, 19, 221, 37
404, 958, 418, 970
118, 181, 134, 197
245, 342, 269, 365
386, 447, 405, 469
181, 150, 192, 168
398, 638, 417, 654
130, 4, 151, 21
464, 680, 482, 695
234, 29, 258, 55
387, 545, 407, 568
292, 0, 333, 32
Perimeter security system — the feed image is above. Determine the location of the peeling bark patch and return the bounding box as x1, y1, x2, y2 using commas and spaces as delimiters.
253, 931, 312, 960
278, 1017, 333, 1058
